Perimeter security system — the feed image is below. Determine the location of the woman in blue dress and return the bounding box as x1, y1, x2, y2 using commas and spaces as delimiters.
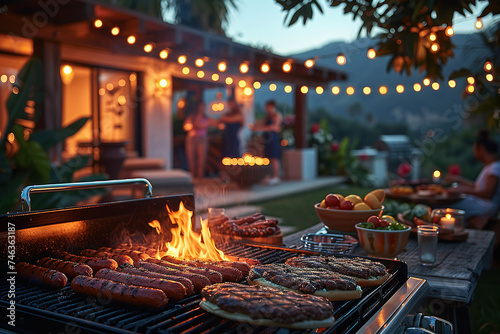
219, 98, 244, 158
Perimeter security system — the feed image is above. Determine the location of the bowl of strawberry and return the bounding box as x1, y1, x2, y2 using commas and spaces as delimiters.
355, 215, 411, 258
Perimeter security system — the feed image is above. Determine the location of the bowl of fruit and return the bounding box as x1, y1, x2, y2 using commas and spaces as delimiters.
355, 215, 411, 258
314, 189, 385, 232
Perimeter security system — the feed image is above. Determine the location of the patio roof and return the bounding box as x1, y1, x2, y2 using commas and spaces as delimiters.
1, 0, 347, 86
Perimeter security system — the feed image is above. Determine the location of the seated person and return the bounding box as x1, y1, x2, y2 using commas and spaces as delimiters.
445, 130, 500, 221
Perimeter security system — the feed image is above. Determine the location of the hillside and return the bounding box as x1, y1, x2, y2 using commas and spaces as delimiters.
254, 33, 489, 131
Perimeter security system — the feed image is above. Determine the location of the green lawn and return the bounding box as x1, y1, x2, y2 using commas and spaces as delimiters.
243, 185, 500, 334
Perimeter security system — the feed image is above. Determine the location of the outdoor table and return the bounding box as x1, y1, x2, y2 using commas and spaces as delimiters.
283, 223, 495, 334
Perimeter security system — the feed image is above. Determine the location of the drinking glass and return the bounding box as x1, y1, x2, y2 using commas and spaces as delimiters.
207, 207, 225, 226
431, 208, 465, 233
417, 225, 439, 266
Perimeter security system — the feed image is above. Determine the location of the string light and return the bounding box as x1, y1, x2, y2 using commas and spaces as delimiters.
261, 63, 270, 73
367, 48, 376, 59
336, 54, 346, 65
243, 87, 253, 96
363, 87, 371, 95
430, 43, 440, 53
445, 26, 454, 36
346, 86, 354, 95
127, 35, 136, 44
448, 80, 456, 88
414, 83, 422, 92
238, 80, 246, 88
423, 78, 431, 86
315, 86, 324, 94
211, 73, 219, 81
282, 61, 292, 73
99, 88, 105, 96
486, 74, 494, 82
429, 33, 437, 42
432, 82, 440, 90
467, 84, 475, 93
118, 79, 126, 87
159, 79, 168, 88
300, 86, 309, 94
9, 75, 15, 83
0, 74, 7, 83
195, 58, 204, 67
159, 49, 169, 59
475, 17, 483, 30
467, 76, 475, 84
225, 77, 233, 85
269, 83, 277, 91
484, 61, 493, 71
253, 81, 261, 89
396, 84, 404, 93
284, 85, 293, 93
129, 73, 136, 82
143, 43, 153, 53
94, 19, 103, 28
331, 86, 340, 95
182, 67, 190, 75
106, 83, 114, 91
111, 26, 120, 35
304, 59, 315, 68
218, 61, 227, 72
178, 55, 187, 64
197, 70, 205, 78
379, 86, 388, 95
239, 62, 249, 74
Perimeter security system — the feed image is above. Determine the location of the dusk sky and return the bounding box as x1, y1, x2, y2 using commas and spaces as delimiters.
225, 1, 493, 56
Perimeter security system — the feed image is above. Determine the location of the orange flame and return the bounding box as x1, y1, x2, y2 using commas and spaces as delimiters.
151, 202, 227, 261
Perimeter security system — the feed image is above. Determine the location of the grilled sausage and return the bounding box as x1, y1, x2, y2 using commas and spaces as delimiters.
16, 262, 67, 289
81, 249, 134, 266
135, 261, 210, 293
95, 269, 186, 301
37, 257, 93, 278
127, 245, 159, 258
59, 252, 118, 272
161, 256, 244, 282
71, 275, 167, 308
119, 266, 194, 296
145, 258, 223, 284
215, 261, 251, 277
225, 255, 262, 266
98, 247, 150, 263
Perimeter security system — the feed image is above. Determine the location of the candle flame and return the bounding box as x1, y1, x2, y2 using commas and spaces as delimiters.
445, 214, 452, 219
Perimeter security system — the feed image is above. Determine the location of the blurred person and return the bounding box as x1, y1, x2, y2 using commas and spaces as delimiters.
250, 100, 282, 185
219, 98, 244, 158
445, 129, 500, 221
184, 101, 215, 180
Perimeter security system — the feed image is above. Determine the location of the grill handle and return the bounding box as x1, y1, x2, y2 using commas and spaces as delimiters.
21, 178, 153, 211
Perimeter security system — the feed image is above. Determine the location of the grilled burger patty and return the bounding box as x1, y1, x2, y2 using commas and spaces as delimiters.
249, 263, 357, 293
201, 282, 334, 324
286, 255, 387, 279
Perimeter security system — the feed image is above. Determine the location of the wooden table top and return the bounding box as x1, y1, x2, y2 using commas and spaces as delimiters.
283, 223, 495, 304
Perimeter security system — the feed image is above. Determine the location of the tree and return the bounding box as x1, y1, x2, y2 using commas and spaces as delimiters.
275, 0, 500, 80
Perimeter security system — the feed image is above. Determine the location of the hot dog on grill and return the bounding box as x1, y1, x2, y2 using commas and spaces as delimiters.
81, 249, 134, 266
37, 257, 93, 278
59, 252, 118, 272
15, 262, 68, 289
135, 261, 210, 293
160, 256, 244, 282
119, 265, 195, 296
98, 247, 150, 263
71, 275, 168, 308
145, 258, 223, 284
95, 269, 186, 301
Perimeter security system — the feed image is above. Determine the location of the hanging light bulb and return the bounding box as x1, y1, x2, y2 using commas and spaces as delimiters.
269, 83, 277, 91
127, 35, 136, 44
429, 33, 437, 42
239, 62, 249, 74
253, 81, 261, 89
336, 54, 346, 65
159, 49, 169, 59
367, 48, 376, 59
363, 87, 371, 95
414, 83, 422, 92
396, 84, 404, 93
243, 87, 253, 96
197, 70, 205, 78
445, 26, 454, 36
331, 86, 340, 95
261, 62, 270, 73
143, 43, 153, 53
282, 61, 292, 73
448, 80, 456, 88
300, 86, 309, 94
379, 86, 388, 95
430, 43, 440, 53
486, 74, 494, 82
195, 58, 204, 67
467, 76, 475, 85
225, 77, 233, 85
238, 80, 246, 88
284, 85, 292, 93
111, 26, 120, 35
94, 19, 103, 28
423, 78, 431, 86
475, 17, 483, 30
211, 73, 219, 81
484, 61, 493, 71
182, 67, 190, 75
218, 61, 227, 72
346, 86, 354, 95
178, 55, 187, 64
304, 59, 315, 68
432, 82, 440, 90
467, 84, 475, 93
315, 86, 324, 94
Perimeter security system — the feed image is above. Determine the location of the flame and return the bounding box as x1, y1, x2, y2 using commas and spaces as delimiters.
158, 202, 227, 261
445, 214, 452, 220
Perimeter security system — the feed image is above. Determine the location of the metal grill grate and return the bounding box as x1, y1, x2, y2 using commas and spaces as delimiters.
1, 244, 406, 334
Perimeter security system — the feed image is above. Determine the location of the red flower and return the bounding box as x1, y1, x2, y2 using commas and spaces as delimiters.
448, 164, 461, 175
331, 141, 339, 152
397, 162, 412, 178
311, 123, 320, 133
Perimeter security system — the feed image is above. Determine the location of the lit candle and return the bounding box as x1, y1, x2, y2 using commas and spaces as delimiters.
433, 170, 441, 183
440, 214, 455, 230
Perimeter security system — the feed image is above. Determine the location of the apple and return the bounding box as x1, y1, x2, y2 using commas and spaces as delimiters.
339, 200, 354, 210
325, 194, 340, 207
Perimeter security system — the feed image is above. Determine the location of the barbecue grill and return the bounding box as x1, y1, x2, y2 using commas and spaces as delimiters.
1, 179, 447, 334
